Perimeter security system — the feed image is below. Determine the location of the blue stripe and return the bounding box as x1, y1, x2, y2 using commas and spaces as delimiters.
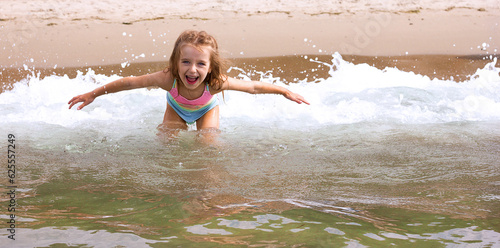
167, 92, 219, 124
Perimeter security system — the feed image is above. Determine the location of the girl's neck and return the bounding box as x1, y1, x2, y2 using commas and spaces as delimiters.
177, 80, 206, 100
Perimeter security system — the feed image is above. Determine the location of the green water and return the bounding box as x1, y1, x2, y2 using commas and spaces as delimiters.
1, 122, 499, 247
3, 179, 499, 247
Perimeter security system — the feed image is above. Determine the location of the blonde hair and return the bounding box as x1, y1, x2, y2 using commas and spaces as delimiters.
166, 30, 227, 90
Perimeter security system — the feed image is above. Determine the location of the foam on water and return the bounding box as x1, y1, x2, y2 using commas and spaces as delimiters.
2, 53, 499, 247
0, 69, 166, 128
1, 53, 499, 131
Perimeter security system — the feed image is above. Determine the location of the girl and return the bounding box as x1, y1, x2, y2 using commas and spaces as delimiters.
68, 30, 309, 131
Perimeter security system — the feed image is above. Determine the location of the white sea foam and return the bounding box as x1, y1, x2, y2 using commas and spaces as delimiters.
223, 54, 500, 128
1, 54, 499, 130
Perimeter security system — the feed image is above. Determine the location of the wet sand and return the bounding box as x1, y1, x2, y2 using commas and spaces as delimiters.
1, 4, 499, 93
1, 54, 498, 94
1, 6, 499, 67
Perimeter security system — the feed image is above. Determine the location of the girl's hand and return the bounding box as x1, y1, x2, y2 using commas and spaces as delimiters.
68, 92, 95, 110
284, 91, 310, 105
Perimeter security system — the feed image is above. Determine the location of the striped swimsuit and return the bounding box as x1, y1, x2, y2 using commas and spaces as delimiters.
166, 79, 219, 124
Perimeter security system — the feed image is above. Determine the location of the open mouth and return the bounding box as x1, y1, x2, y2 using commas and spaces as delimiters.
186, 76, 199, 85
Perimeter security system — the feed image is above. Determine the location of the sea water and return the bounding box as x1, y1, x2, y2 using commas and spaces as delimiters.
1, 53, 499, 247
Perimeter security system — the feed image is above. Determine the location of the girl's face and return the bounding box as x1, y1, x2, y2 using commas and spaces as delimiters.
177, 44, 211, 91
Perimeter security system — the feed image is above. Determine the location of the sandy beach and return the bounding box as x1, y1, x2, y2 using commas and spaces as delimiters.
1, 1, 499, 67
1, 1, 499, 90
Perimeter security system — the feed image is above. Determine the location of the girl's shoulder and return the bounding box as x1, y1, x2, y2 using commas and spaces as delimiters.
208, 74, 230, 94
148, 70, 174, 91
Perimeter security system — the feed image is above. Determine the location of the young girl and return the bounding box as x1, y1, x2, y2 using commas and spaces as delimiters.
68, 30, 309, 131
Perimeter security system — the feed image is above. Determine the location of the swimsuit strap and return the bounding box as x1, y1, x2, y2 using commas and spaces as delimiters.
172, 78, 209, 92
169, 79, 213, 104
166, 79, 219, 124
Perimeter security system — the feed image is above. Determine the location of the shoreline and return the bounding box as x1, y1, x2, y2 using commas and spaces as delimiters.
1, 5, 499, 90
1, 8, 499, 69
1, 54, 497, 93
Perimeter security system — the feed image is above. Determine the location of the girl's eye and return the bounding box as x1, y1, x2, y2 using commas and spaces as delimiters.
182, 60, 190, 64
198, 63, 206, 66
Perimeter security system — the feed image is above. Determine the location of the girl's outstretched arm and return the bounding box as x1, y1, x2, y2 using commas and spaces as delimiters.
222, 77, 310, 105
68, 71, 172, 110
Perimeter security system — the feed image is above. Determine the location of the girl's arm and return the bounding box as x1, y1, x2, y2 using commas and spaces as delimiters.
221, 77, 310, 105
68, 71, 172, 110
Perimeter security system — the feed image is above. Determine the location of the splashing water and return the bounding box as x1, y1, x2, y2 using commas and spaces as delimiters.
2, 53, 499, 129
1, 53, 499, 247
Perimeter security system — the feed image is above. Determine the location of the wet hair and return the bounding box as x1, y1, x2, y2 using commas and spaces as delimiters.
166, 30, 227, 90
